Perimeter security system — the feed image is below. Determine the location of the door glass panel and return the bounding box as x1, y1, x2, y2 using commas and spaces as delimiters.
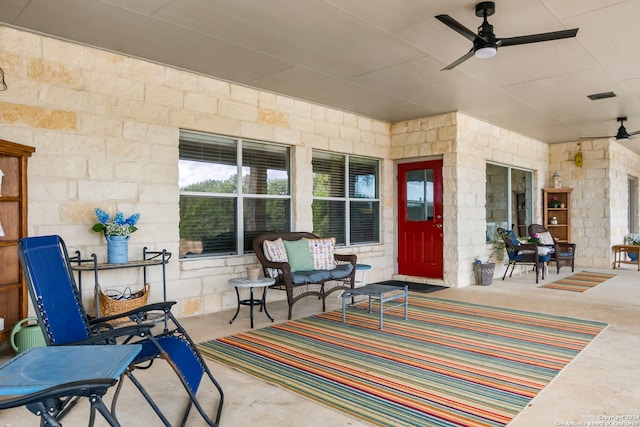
406, 169, 433, 221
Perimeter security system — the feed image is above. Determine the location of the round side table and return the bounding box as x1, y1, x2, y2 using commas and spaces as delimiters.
228, 277, 275, 328
355, 264, 371, 287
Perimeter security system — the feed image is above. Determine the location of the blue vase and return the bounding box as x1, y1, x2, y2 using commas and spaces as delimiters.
106, 235, 129, 264
629, 251, 639, 262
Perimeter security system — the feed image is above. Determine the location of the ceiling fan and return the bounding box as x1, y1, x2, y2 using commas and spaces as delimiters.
583, 117, 640, 141
435, 1, 579, 70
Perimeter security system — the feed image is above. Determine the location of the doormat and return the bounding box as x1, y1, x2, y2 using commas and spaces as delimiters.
540, 271, 616, 292
370, 280, 447, 294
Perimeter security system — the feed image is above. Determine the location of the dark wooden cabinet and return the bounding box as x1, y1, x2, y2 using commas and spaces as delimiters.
0, 140, 35, 341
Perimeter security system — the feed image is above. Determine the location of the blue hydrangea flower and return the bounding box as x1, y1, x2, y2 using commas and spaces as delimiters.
94, 208, 110, 224
113, 211, 125, 225
92, 208, 140, 236
126, 213, 140, 227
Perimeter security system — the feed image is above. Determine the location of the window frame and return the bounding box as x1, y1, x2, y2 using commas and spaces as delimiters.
312, 150, 380, 246
485, 162, 534, 242
178, 130, 291, 258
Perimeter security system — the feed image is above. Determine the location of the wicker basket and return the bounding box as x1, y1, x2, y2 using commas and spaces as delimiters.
473, 263, 495, 286
98, 283, 150, 318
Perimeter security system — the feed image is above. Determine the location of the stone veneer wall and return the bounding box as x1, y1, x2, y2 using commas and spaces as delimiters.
549, 139, 640, 269
3, 25, 638, 315
0, 26, 392, 317
391, 112, 550, 287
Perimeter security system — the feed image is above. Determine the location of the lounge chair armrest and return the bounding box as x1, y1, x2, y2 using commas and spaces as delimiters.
89, 301, 178, 326
0, 379, 117, 409
73, 323, 155, 345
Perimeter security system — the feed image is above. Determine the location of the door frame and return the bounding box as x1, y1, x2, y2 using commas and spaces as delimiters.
395, 157, 444, 280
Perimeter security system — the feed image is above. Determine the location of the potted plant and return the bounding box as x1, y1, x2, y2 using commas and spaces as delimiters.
624, 233, 640, 261
527, 233, 541, 245
549, 196, 561, 208
92, 208, 140, 264
490, 235, 505, 262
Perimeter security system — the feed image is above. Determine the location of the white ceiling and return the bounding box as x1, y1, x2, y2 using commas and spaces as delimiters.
2, 0, 640, 148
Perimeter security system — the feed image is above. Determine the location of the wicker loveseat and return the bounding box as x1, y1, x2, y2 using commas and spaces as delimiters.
253, 232, 357, 319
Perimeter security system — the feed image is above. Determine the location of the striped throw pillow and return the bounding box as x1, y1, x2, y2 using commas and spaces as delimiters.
263, 238, 288, 278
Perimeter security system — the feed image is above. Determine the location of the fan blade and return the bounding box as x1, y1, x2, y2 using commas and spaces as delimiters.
499, 28, 578, 47
442, 49, 475, 71
629, 130, 640, 136
580, 136, 614, 140
435, 14, 478, 42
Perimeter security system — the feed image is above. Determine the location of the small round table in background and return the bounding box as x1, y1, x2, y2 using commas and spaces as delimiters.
355, 264, 371, 287
228, 277, 275, 328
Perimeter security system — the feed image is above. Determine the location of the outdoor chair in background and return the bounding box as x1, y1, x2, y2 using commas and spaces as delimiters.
497, 227, 552, 284
18, 235, 224, 427
528, 223, 576, 274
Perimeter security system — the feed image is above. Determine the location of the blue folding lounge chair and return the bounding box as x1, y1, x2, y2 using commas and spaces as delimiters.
0, 345, 141, 427
18, 235, 224, 426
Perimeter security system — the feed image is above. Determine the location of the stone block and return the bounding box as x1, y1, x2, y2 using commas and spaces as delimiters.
184, 92, 218, 114
0, 102, 77, 130
219, 99, 258, 121
257, 108, 289, 127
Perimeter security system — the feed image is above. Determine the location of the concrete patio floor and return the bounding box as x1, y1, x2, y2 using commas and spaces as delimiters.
1, 264, 639, 426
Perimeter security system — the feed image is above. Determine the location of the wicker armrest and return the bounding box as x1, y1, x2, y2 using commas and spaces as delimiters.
260, 259, 292, 274
335, 253, 357, 265
516, 243, 540, 252
555, 242, 576, 252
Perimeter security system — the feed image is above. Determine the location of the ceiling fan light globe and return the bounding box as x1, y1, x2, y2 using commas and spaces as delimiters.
475, 46, 497, 59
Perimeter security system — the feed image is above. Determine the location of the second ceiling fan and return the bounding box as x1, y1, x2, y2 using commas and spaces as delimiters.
583, 117, 640, 141
436, 1, 579, 70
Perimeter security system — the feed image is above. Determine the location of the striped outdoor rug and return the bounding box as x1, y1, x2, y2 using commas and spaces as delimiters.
540, 271, 616, 292
198, 295, 607, 427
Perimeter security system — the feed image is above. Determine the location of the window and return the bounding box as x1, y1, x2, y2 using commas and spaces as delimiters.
629, 177, 637, 234
179, 131, 290, 257
312, 150, 379, 245
485, 163, 533, 242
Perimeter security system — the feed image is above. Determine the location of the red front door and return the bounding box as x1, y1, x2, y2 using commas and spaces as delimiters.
397, 160, 444, 278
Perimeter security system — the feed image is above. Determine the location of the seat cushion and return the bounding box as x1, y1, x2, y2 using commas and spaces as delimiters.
328, 263, 354, 279
506, 229, 520, 246
291, 270, 332, 284
537, 246, 551, 256
516, 248, 552, 262
538, 231, 555, 245
290, 263, 354, 284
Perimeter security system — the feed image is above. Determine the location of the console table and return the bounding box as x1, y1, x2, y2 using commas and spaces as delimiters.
70, 248, 171, 318
612, 244, 640, 270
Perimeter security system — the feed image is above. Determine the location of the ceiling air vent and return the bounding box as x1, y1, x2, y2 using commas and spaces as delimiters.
587, 91, 617, 100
